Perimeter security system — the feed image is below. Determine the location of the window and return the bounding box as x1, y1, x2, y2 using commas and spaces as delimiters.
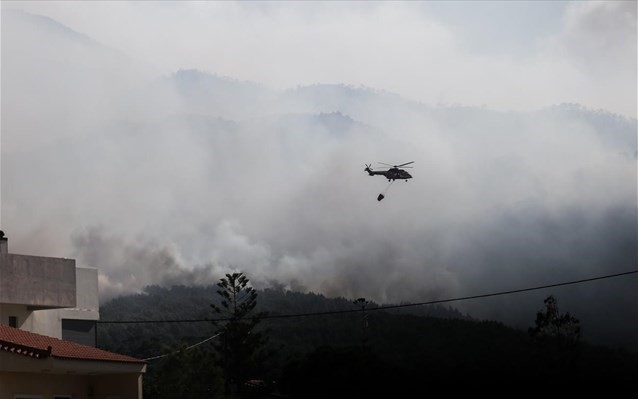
62, 319, 96, 347
9, 316, 17, 328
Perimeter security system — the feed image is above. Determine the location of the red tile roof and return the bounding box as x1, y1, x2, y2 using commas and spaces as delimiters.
0, 324, 144, 364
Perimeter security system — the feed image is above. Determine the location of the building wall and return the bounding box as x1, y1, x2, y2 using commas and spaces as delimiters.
0, 371, 142, 399
31, 267, 100, 340
0, 303, 31, 329
0, 267, 99, 342
0, 254, 76, 308
91, 374, 144, 399
73, 267, 99, 313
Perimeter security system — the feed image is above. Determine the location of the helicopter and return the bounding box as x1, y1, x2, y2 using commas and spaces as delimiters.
364, 161, 414, 182
364, 162, 414, 201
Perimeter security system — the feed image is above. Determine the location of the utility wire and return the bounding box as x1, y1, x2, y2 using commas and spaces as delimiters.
142, 332, 223, 361
98, 269, 638, 325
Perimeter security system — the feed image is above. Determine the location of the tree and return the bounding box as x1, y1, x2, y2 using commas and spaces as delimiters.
353, 298, 370, 344
149, 346, 225, 398
529, 295, 582, 342
529, 295, 582, 376
211, 272, 267, 396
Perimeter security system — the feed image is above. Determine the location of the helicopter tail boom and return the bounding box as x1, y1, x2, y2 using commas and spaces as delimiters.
364, 164, 375, 176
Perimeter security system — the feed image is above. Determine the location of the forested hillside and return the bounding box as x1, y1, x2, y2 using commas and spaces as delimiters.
98, 284, 468, 359
98, 284, 638, 397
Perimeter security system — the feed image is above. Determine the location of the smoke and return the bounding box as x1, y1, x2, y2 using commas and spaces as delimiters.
7, 1, 636, 117
1, 5, 636, 349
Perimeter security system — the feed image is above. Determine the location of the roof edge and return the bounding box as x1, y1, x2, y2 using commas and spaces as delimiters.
0, 339, 51, 359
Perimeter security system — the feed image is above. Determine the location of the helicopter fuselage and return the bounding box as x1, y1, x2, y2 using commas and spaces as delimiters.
365, 166, 412, 181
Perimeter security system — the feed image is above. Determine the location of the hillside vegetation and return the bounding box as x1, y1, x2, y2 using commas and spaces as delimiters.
98, 284, 638, 396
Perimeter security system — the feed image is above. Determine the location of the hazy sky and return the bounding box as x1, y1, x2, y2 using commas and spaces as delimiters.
5, 1, 636, 117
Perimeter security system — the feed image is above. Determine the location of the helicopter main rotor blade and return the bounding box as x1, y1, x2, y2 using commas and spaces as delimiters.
379, 161, 415, 168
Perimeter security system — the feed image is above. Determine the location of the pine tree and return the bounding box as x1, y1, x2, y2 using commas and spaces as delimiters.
211, 272, 267, 395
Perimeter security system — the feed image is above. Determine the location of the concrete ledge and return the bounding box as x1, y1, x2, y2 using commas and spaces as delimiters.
0, 254, 76, 309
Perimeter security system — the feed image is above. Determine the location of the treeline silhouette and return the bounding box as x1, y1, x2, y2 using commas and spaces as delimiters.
98, 283, 638, 397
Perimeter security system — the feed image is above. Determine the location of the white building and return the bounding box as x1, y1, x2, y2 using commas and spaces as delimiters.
0, 232, 145, 398
0, 232, 99, 346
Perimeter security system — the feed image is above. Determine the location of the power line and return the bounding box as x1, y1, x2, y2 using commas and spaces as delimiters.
97, 269, 638, 325
142, 332, 223, 362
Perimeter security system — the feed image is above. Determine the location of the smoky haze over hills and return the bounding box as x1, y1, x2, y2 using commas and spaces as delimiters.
1, 8, 636, 350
